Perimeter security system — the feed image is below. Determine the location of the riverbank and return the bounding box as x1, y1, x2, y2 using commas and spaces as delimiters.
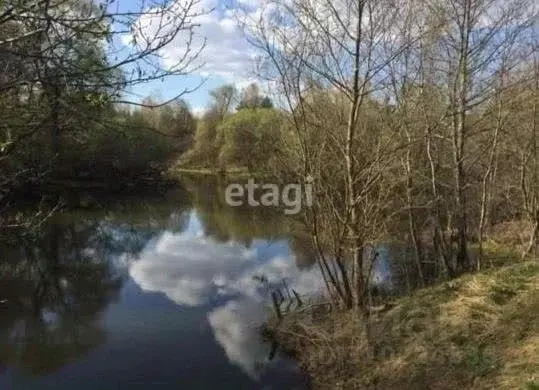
0, 174, 186, 239
171, 166, 272, 179
266, 255, 539, 389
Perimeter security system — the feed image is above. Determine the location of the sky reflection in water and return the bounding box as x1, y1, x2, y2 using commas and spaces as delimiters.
0, 198, 314, 390
129, 211, 322, 378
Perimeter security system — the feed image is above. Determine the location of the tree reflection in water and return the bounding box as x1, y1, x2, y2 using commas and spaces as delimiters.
0, 193, 193, 377
0, 221, 121, 375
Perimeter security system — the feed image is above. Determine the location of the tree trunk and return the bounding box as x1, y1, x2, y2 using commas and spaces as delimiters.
452, 0, 472, 272
345, 0, 365, 309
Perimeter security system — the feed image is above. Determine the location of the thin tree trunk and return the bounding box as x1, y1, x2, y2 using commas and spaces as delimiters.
345, 0, 365, 309
404, 134, 425, 285
477, 72, 503, 270
522, 60, 539, 259
523, 217, 539, 259
426, 124, 454, 277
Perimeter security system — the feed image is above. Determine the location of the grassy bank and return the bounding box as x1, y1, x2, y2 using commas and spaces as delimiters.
170, 166, 268, 179
268, 259, 538, 389
171, 167, 226, 175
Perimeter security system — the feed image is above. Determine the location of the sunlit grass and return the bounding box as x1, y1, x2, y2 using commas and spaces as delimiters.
269, 260, 539, 389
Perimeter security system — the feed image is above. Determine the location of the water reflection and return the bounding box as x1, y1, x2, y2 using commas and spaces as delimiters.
0, 181, 312, 389
208, 299, 268, 378
131, 213, 321, 305
0, 222, 123, 376
0, 177, 430, 389
129, 210, 321, 378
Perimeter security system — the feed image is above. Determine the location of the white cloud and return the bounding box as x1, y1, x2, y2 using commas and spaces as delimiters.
189, 105, 207, 117
206, 255, 323, 376
225, 254, 323, 300
128, 226, 408, 377
123, 0, 260, 84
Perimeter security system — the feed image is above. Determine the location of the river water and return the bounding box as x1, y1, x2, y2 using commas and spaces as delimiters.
0, 177, 425, 389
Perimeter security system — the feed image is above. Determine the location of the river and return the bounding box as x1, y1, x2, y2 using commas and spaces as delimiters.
0, 176, 426, 389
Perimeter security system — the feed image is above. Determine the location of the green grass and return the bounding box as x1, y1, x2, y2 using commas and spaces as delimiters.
471, 239, 524, 267
270, 260, 539, 389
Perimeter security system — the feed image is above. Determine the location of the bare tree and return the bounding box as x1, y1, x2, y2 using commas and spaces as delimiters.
242, 0, 415, 308
419, 0, 535, 273
209, 84, 238, 117
517, 56, 539, 258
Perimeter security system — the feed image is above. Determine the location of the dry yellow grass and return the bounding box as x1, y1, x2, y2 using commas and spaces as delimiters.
269, 261, 539, 389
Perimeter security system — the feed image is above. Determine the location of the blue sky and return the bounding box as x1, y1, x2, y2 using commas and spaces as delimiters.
110, 0, 539, 114
111, 0, 261, 113
126, 75, 230, 113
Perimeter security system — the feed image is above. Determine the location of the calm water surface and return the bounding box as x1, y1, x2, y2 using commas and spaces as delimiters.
0, 177, 424, 389
0, 178, 318, 389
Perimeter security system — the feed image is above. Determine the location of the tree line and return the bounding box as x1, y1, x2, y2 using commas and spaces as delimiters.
181, 83, 281, 171
0, 0, 204, 228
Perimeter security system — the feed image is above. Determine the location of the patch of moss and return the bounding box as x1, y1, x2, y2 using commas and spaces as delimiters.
460, 345, 501, 377
526, 381, 539, 390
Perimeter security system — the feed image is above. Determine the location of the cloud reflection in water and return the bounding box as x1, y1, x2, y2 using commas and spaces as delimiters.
129, 217, 321, 377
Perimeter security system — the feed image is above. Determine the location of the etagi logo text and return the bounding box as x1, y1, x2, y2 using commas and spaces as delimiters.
224, 177, 313, 215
